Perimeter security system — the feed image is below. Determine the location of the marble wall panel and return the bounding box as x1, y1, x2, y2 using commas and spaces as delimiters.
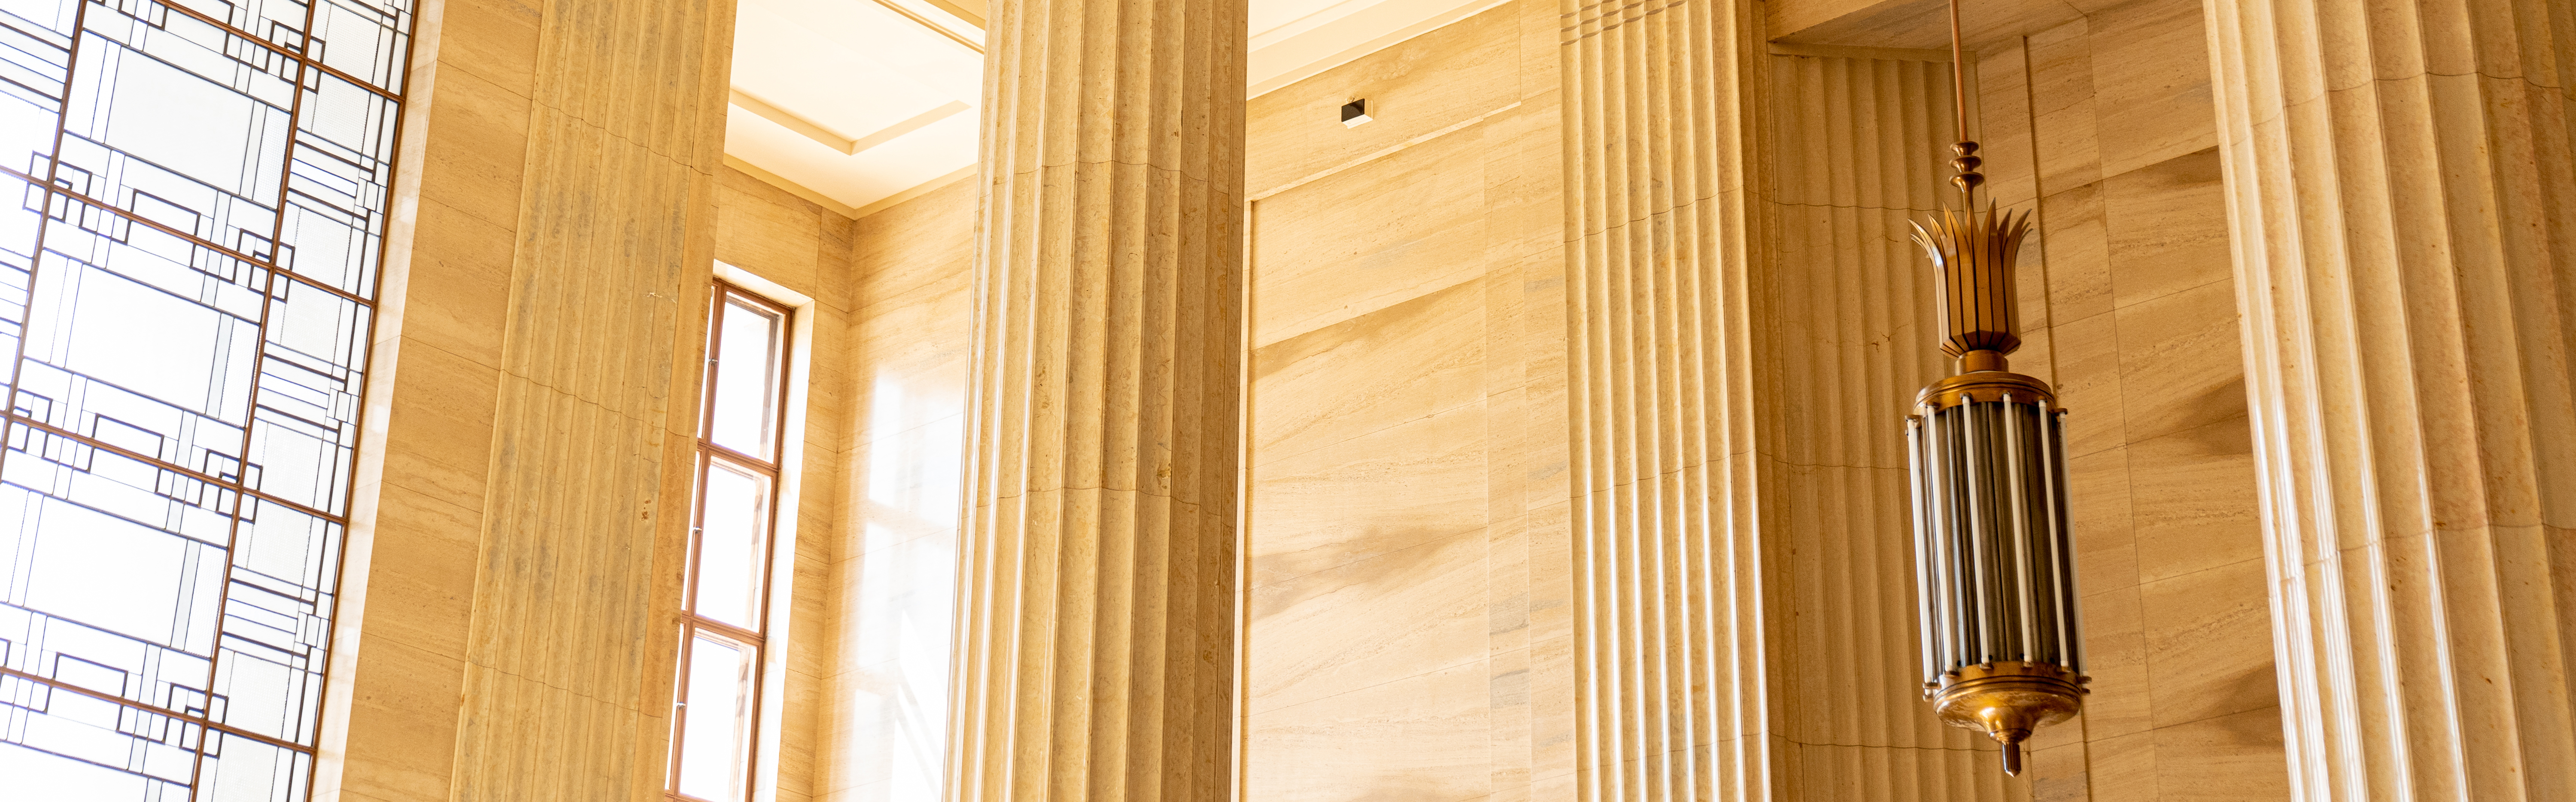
1254, 278, 1488, 463
1252, 400, 1490, 587
2080, 0, 2214, 180
1250, 527, 1492, 713
1249, 660, 1496, 802
1245, 6, 1521, 194
2099, 150, 2228, 312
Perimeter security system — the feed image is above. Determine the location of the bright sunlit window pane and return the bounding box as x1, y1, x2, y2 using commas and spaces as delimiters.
676, 634, 754, 801
692, 458, 771, 629
670, 282, 792, 802
708, 299, 781, 457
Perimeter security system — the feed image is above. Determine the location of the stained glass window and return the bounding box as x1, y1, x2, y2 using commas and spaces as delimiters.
668, 282, 790, 802
0, 0, 413, 798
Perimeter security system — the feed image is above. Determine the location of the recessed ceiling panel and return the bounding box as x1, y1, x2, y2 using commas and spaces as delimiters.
725, 0, 1511, 213
725, 0, 984, 212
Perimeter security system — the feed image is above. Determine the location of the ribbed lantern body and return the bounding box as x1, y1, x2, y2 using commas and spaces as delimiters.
1905, 377, 2087, 772
1907, 386, 2082, 678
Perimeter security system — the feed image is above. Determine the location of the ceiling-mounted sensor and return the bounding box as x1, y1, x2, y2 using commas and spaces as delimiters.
1341, 99, 1371, 128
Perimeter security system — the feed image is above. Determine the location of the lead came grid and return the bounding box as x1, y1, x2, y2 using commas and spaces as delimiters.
0, 0, 412, 798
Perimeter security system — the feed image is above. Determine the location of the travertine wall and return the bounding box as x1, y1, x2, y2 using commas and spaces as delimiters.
826, 175, 979, 802
338, 1, 2308, 799
1969, 0, 2289, 797
1239, 1, 1573, 799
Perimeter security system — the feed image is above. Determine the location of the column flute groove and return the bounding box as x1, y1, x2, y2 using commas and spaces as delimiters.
946, 0, 1245, 799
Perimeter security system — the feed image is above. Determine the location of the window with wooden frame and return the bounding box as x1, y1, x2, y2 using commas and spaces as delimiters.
667, 282, 793, 802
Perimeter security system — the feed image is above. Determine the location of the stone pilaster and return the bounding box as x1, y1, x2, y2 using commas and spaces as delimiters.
942, 0, 1246, 799
2203, 0, 2576, 796
1561, 0, 1776, 798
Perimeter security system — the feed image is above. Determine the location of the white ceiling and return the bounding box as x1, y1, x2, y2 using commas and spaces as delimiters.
724, 0, 1497, 214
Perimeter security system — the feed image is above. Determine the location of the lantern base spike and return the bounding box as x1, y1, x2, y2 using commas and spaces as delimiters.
1931, 662, 2087, 778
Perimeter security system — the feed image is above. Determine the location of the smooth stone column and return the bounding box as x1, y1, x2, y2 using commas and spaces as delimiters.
2204, 0, 2576, 797
944, 0, 1246, 799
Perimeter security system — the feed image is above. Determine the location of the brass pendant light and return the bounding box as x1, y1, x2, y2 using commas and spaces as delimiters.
1904, 0, 2087, 777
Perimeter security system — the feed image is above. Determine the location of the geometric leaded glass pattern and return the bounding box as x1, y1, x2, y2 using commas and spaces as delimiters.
0, 0, 410, 796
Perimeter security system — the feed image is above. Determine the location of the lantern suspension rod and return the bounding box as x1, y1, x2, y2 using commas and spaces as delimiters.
1947, 0, 1968, 145
1944, 0, 1982, 209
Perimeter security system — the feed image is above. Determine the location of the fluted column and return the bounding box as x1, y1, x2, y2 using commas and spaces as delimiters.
2203, 0, 2576, 797
331, 0, 734, 799
944, 0, 1245, 799
1563, 0, 1776, 799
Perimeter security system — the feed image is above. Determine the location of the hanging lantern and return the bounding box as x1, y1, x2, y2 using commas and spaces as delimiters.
1903, 0, 2087, 778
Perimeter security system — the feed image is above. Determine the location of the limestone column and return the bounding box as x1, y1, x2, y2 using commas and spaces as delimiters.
2202, 0, 2576, 797
943, 0, 1245, 799
328, 0, 735, 799
1562, 0, 1777, 799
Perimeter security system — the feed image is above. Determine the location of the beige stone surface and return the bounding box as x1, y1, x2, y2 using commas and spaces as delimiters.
331, 0, 738, 799
1249, 659, 1496, 801
942, 0, 1248, 799
2205, 0, 2576, 796
826, 175, 978, 802
1241, 2, 1571, 800
1251, 126, 1497, 348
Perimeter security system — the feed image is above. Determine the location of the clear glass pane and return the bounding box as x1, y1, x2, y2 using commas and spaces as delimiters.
2, 425, 234, 713
675, 633, 754, 802
60, 6, 299, 260
0, 676, 201, 799
706, 296, 781, 457
200, 730, 310, 802
690, 457, 769, 629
